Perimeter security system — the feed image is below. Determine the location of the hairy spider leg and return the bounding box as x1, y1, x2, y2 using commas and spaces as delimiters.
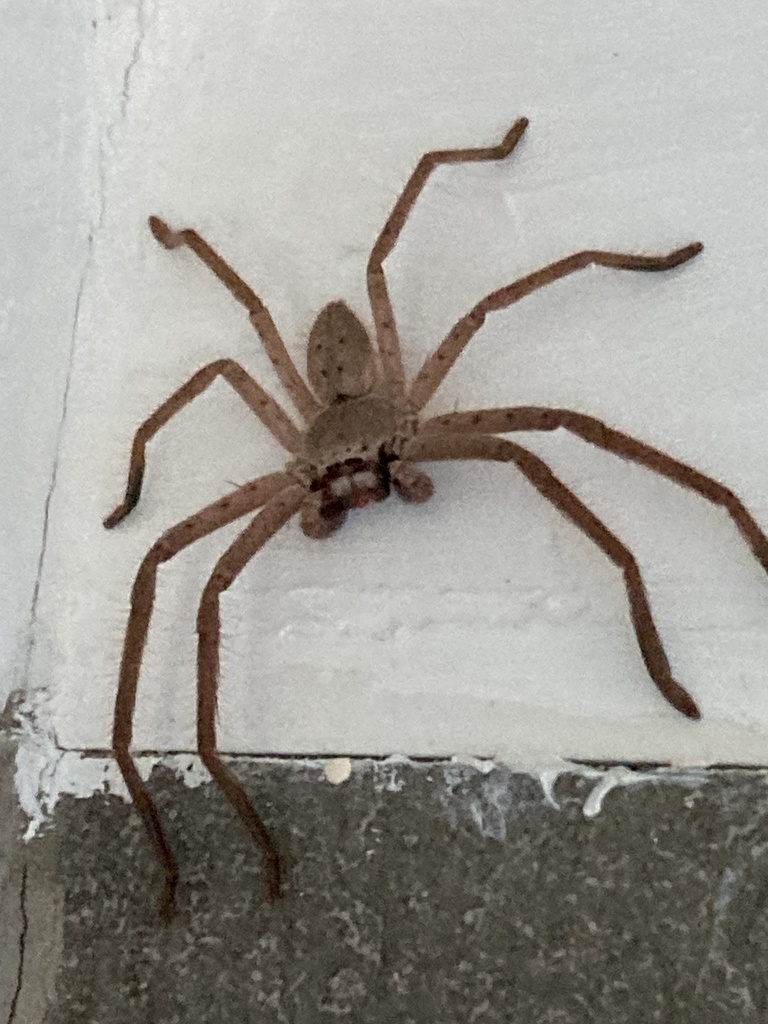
104, 360, 301, 528
408, 244, 703, 411
367, 117, 530, 398
423, 407, 768, 575
404, 431, 700, 719
112, 472, 297, 919
148, 216, 321, 422
196, 484, 306, 902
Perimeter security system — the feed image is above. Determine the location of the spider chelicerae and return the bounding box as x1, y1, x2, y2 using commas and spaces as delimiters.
105, 117, 768, 917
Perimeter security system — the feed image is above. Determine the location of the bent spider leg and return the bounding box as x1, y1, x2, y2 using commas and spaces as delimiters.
104, 359, 301, 528
404, 431, 701, 720
422, 407, 768, 574
112, 471, 296, 919
196, 484, 307, 901
148, 216, 321, 422
367, 117, 529, 398
408, 243, 703, 411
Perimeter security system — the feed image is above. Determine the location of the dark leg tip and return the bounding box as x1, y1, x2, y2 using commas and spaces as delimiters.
158, 877, 179, 924
148, 215, 176, 248
103, 503, 130, 529
104, 468, 143, 528
670, 241, 704, 267
264, 859, 282, 902
670, 685, 701, 721
501, 117, 529, 152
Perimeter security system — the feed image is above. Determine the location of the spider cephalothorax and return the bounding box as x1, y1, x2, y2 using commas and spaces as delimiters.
106, 117, 768, 919
294, 300, 429, 536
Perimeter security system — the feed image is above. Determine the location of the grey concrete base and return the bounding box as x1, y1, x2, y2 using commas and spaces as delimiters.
4, 758, 768, 1022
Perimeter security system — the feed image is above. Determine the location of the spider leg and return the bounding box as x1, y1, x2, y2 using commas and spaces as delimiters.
104, 359, 301, 528
196, 484, 306, 901
408, 243, 703, 411
404, 431, 700, 719
149, 216, 321, 421
367, 118, 529, 398
112, 471, 296, 919
422, 407, 768, 573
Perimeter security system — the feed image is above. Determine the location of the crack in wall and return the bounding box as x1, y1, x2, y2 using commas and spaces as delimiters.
17, 0, 152, 828
23, 0, 150, 692
21, 260, 91, 690
119, 0, 148, 125
5, 863, 28, 1024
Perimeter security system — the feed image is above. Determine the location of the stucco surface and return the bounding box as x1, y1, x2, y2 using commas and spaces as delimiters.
4, 759, 768, 1022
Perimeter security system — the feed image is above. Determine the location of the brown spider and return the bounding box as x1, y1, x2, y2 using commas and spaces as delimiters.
106, 117, 768, 918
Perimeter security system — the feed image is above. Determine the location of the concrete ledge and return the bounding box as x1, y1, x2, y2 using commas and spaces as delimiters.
4, 759, 768, 1022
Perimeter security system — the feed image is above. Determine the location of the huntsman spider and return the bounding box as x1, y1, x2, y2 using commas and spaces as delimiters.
105, 117, 768, 917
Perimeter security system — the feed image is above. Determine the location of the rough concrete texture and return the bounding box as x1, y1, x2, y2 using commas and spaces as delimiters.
4, 759, 768, 1022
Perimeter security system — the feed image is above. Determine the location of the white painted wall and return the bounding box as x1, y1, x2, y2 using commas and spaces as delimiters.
6, 1, 768, 805
0, 3, 90, 712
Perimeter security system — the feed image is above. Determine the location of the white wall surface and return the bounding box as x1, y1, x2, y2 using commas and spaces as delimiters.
1, 3, 90, 712
5, 1, 768, 806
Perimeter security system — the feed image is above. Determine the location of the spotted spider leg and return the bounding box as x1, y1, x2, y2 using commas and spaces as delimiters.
408, 244, 702, 411
409, 401, 768, 718
148, 216, 321, 421
367, 117, 530, 398
422, 407, 768, 578
196, 485, 307, 905
112, 473, 301, 918
104, 359, 301, 528
405, 431, 701, 718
